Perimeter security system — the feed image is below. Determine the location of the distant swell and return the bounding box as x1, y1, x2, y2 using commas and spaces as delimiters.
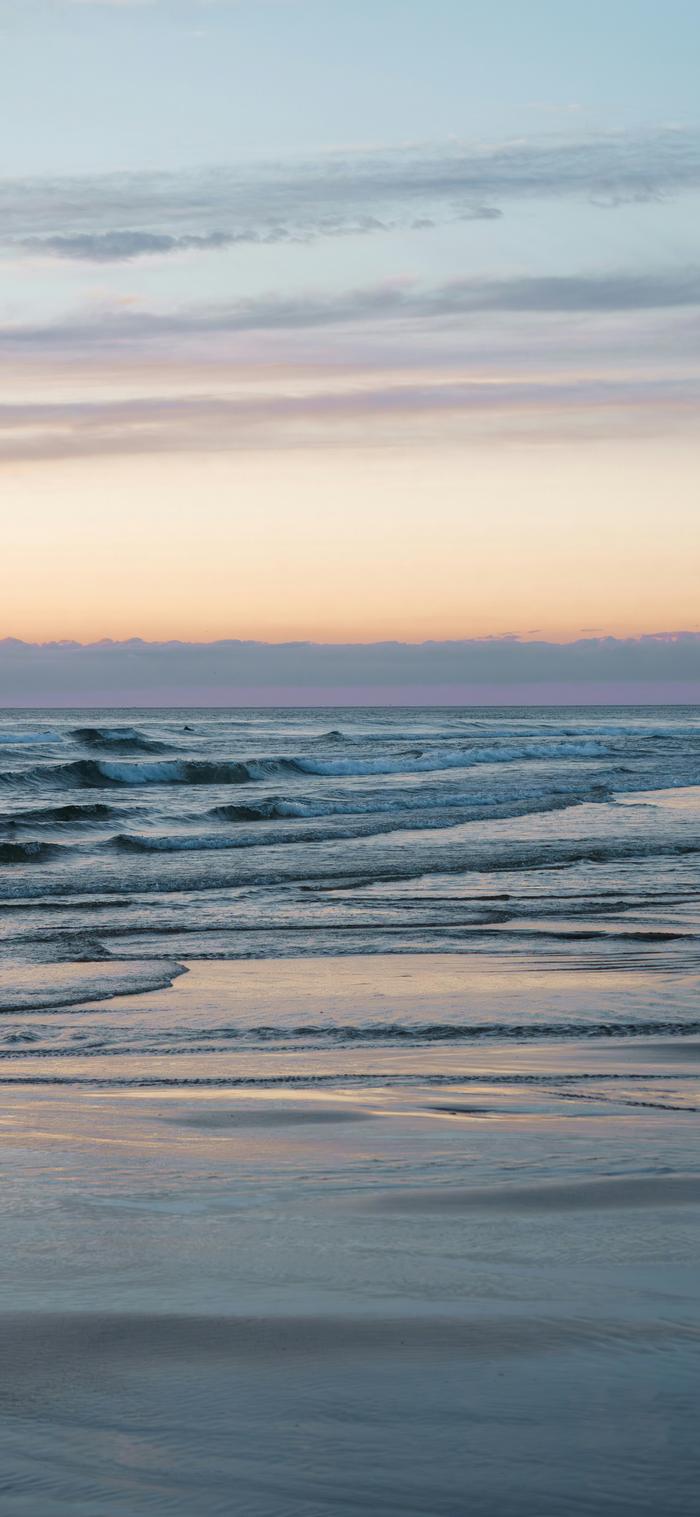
0, 802, 119, 827
70, 726, 169, 753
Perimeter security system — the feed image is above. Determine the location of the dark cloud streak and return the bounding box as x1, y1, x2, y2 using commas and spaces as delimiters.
17, 218, 414, 261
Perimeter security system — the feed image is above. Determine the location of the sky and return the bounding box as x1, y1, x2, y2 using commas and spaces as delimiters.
1, 0, 699, 666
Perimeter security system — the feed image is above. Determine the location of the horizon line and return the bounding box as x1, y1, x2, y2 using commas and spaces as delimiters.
3, 629, 700, 651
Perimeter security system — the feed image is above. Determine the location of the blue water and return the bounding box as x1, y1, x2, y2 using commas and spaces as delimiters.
1, 704, 700, 1078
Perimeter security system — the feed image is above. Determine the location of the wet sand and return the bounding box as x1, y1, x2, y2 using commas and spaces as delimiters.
0, 957, 699, 1513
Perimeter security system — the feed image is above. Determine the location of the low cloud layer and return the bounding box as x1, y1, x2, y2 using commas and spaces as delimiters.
2, 634, 698, 706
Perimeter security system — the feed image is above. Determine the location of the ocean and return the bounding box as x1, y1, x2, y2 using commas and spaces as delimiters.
1, 706, 700, 1515
1, 705, 700, 1079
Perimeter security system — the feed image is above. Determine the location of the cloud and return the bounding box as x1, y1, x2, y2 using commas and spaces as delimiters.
16, 209, 502, 263
1, 633, 699, 706
16, 216, 422, 262
20, 230, 238, 261
2, 127, 699, 261
0, 371, 697, 462
3, 268, 700, 355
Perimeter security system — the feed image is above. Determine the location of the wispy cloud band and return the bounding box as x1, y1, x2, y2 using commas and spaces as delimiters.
4, 268, 700, 355
4, 128, 700, 261
0, 373, 697, 462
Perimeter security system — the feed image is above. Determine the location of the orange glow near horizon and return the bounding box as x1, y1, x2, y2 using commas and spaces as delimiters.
3, 440, 699, 645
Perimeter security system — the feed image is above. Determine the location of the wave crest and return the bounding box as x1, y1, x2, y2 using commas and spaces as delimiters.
0, 802, 119, 827
0, 839, 65, 864
0, 740, 612, 793
292, 740, 611, 779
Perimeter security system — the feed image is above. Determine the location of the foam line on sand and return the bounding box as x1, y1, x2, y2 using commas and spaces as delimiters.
359, 1173, 700, 1212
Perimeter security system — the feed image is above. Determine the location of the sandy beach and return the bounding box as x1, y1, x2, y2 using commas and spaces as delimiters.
0, 953, 697, 1514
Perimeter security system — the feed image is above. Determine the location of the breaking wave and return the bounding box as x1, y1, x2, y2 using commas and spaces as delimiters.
210, 783, 607, 823
0, 840, 66, 865
290, 740, 611, 778
0, 758, 258, 790
108, 830, 289, 853
210, 801, 304, 821
0, 730, 59, 746
0, 960, 187, 1013
1, 740, 614, 793
108, 791, 607, 856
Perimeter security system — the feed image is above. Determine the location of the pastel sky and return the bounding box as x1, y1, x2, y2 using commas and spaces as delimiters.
1, 0, 699, 646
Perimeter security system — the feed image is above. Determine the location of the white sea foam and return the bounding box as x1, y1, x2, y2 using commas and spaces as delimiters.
293, 740, 610, 778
